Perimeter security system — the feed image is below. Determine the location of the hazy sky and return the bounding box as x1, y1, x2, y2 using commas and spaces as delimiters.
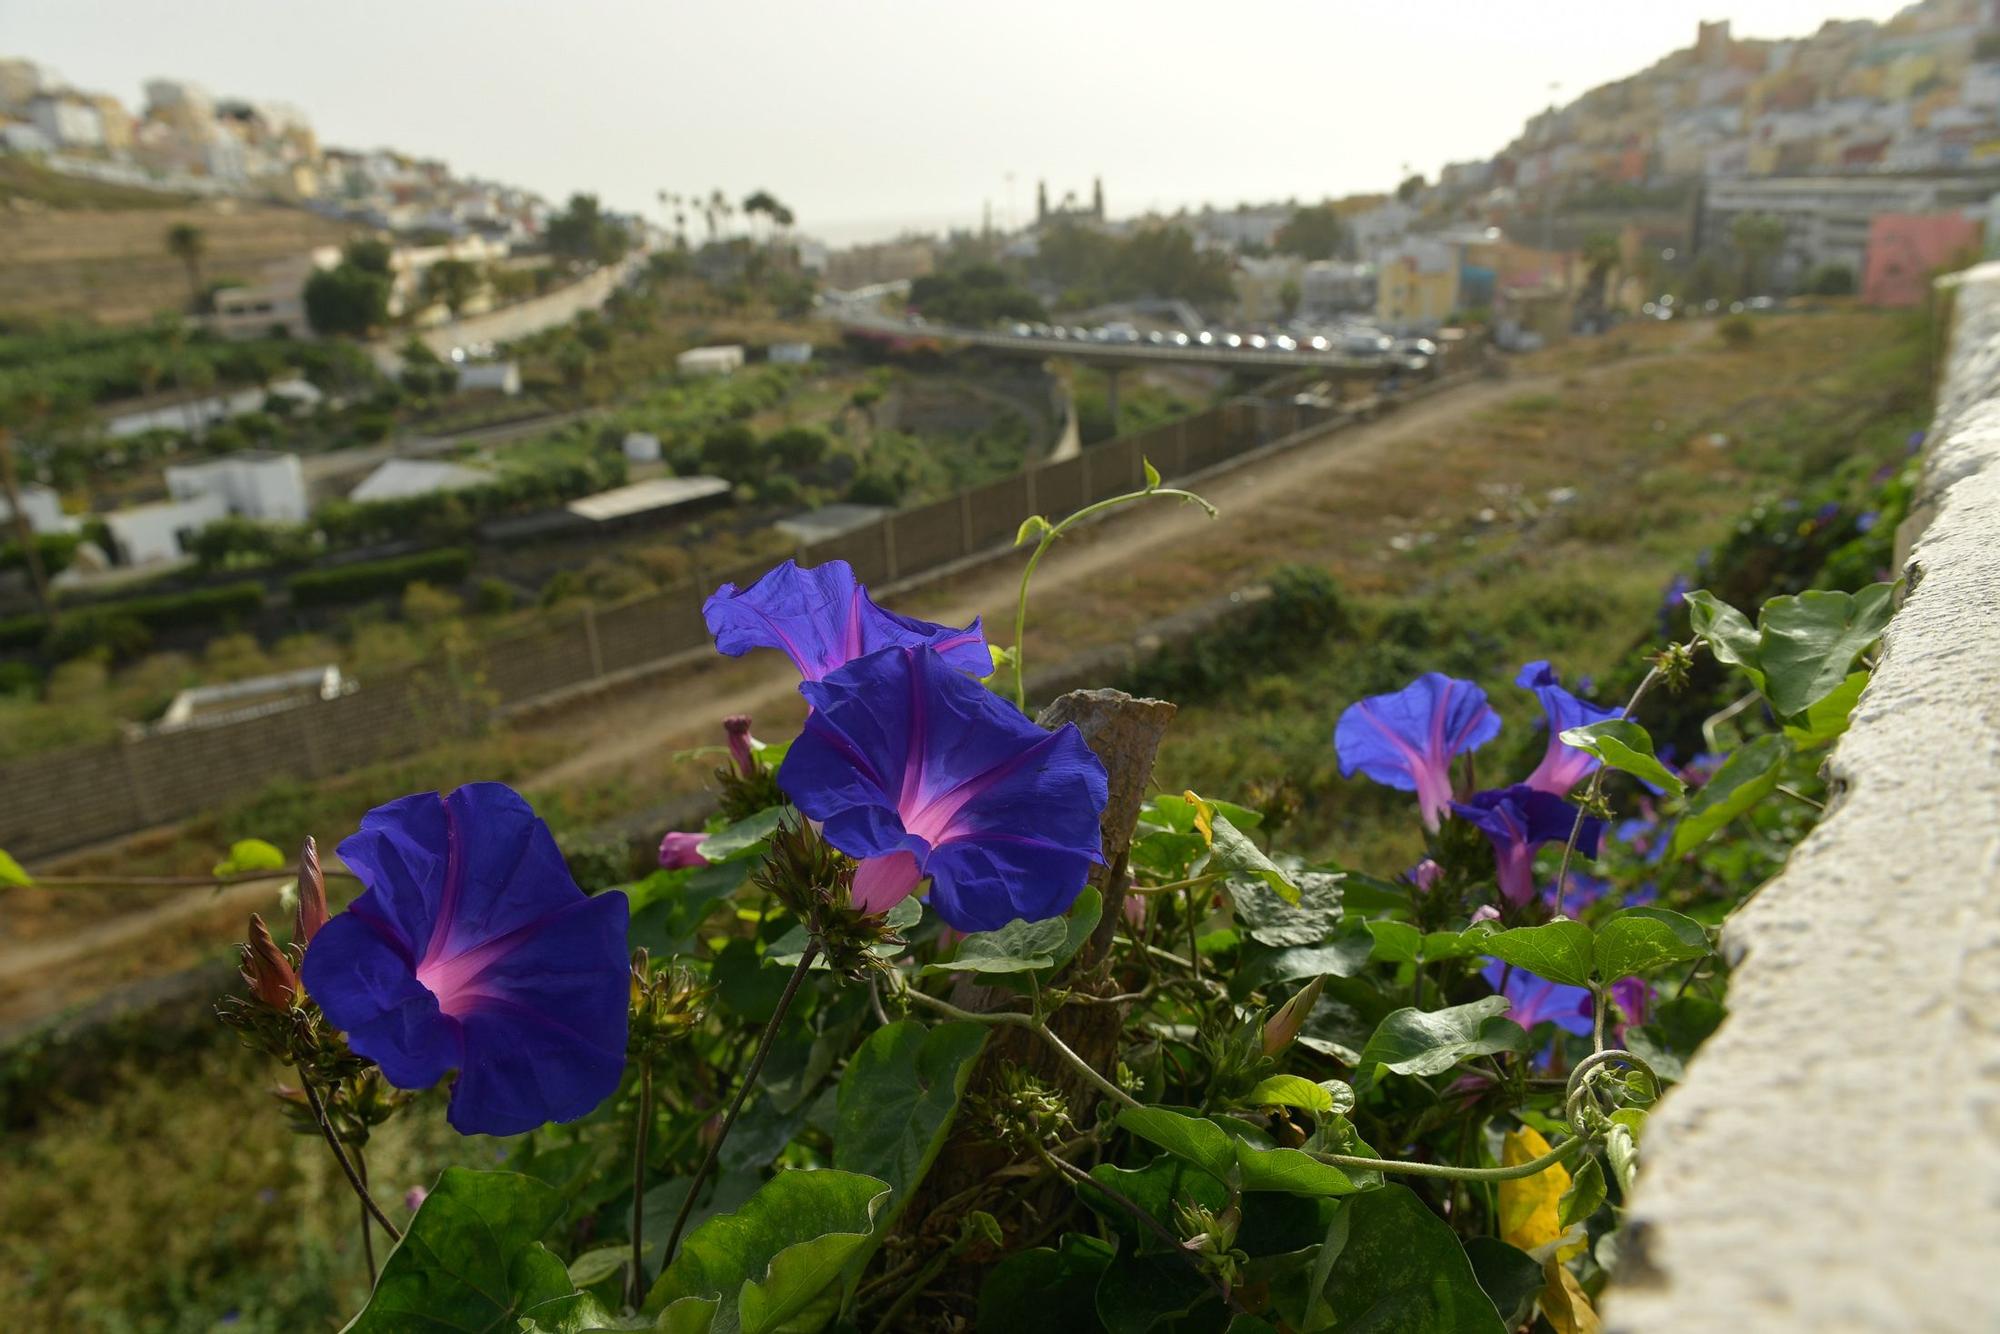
5, 0, 1914, 243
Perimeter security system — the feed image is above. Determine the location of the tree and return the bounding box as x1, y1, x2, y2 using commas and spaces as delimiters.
165, 223, 207, 313
305, 263, 391, 337
1805, 263, 1856, 296
1580, 231, 1621, 315
1730, 213, 1788, 297
421, 258, 482, 317
344, 236, 394, 275
1273, 203, 1349, 260
547, 194, 631, 268
1278, 278, 1301, 320
1396, 174, 1427, 204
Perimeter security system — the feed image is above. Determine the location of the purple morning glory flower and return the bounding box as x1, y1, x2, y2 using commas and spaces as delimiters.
301, 784, 630, 1137
703, 558, 988, 682
778, 645, 1109, 933
1452, 784, 1602, 907
1609, 975, 1654, 1038
1482, 959, 1592, 1038
1516, 661, 1620, 797
1856, 510, 1879, 534
1335, 673, 1501, 831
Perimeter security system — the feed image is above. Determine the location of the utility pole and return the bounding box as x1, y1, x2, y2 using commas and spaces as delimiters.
0, 427, 54, 623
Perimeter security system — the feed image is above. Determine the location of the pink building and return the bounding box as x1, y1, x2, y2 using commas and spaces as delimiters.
1863, 213, 1982, 307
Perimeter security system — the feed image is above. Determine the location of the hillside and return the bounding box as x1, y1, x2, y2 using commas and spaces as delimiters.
0, 166, 354, 325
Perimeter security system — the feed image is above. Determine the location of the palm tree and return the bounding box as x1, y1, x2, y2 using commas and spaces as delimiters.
165, 222, 208, 313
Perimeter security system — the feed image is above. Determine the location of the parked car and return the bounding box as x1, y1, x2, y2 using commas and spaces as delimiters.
1101, 321, 1141, 343
1270, 334, 1299, 352
1167, 331, 1191, 347
1394, 337, 1437, 359
1008, 322, 1034, 338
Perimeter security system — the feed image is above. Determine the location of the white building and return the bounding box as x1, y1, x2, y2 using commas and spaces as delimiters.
768, 341, 814, 365
0, 123, 52, 155
349, 458, 489, 503
165, 451, 308, 523
1300, 261, 1377, 317
677, 345, 744, 376
103, 492, 228, 565
454, 361, 520, 395
1700, 175, 1954, 286
0, 482, 75, 535
209, 248, 340, 340
622, 432, 662, 463
27, 94, 103, 150
1347, 200, 1417, 262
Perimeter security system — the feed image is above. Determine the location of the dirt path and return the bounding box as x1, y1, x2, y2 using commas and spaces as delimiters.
520, 371, 1546, 794
0, 875, 286, 989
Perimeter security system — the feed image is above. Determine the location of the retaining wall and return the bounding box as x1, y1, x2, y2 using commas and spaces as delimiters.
1605, 267, 2000, 1331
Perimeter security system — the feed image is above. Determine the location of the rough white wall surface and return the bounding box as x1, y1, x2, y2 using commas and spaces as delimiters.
1605, 265, 2000, 1331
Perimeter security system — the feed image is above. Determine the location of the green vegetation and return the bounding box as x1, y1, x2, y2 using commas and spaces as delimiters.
907, 265, 1046, 327
545, 193, 635, 270
1029, 221, 1235, 309
288, 548, 473, 609
1273, 202, 1351, 260
0, 319, 375, 415
304, 237, 395, 337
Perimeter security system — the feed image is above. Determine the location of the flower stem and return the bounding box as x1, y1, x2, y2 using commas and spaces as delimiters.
1011, 484, 1217, 710
355, 1147, 377, 1284
300, 1076, 403, 1244
902, 988, 1143, 1111
1313, 1133, 1587, 1182
628, 1057, 654, 1309
1552, 639, 1696, 914
661, 942, 819, 1274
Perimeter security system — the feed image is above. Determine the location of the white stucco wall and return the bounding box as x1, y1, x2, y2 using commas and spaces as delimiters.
1605, 267, 2000, 1331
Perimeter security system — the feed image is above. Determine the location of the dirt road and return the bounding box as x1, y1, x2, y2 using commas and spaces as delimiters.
518, 370, 1543, 795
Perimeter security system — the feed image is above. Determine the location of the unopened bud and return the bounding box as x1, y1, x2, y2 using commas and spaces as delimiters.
294, 836, 328, 945
240, 913, 299, 1009
658, 831, 709, 870
723, 714, 755, 777
1262, 976, 1323, 1057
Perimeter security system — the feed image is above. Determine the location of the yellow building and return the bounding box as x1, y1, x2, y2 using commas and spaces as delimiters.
1375, 240, 1460, 332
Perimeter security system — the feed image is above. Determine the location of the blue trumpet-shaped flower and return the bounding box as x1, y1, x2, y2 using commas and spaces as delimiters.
1482, 959, 1592, 1038
703, 558, 988, 682
1334, 673, 1501, 831
778, 645, 1108, 933
1452, 784, 1601, 908
1516, 660, 1620, 797
301, 783, 629, 1137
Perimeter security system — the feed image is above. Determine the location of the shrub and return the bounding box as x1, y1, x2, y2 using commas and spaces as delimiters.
1718, 313, 1757, 348
756, 473, 802, 506
472, 577, 517, 615
287, 549, 472, 609
846, 469, 904, 506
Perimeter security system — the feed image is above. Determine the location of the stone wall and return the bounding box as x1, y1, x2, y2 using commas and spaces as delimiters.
1605, 266, 2000, 1330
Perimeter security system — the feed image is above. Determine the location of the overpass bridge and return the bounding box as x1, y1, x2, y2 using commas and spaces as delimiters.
829, 311, 1394, 376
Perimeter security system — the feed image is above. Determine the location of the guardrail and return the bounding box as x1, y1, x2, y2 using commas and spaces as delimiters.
0, 368, 1468, 861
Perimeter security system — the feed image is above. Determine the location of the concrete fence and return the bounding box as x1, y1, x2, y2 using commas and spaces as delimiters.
1603, 268, 2000, 1330
0, 372, 1451, 861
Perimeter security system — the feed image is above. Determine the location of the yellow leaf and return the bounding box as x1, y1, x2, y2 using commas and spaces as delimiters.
1540, 1257, 1604, 1334
1498, 1127, 1583, 1258
1183, 790, 1214, 848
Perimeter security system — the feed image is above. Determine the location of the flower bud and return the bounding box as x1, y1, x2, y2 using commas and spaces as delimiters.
658, 831, 709, 870
723, 714, 756, 777
1406, 858, 1442, 893
1262, 976, 1323, 1057
239, 913, 299, 1009
294, 835, 329, 945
